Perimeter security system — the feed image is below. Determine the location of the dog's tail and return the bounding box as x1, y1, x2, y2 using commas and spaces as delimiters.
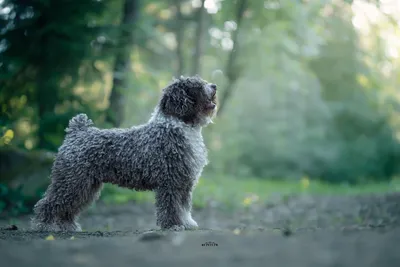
65, 113, 94, 133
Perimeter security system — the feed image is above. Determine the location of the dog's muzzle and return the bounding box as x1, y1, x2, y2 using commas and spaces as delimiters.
207, 84, 217, 110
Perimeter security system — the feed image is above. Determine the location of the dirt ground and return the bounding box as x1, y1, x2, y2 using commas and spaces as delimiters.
1, 193, 400, 267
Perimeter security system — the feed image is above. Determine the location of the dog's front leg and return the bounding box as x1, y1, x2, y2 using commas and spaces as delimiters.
154, 186, 197, 231
180, 190, 198, 230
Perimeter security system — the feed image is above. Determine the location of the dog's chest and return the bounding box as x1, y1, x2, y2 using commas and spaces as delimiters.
184, 128, 208, 177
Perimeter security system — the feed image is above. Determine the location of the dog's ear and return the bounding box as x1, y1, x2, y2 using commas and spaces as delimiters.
160, 89, 194, 117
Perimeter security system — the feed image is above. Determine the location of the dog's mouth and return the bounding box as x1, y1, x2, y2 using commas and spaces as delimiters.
206, 102, 216, 110
207, 92, 217, 110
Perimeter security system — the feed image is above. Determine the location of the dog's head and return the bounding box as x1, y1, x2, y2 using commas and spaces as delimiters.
159, 76, 218, 126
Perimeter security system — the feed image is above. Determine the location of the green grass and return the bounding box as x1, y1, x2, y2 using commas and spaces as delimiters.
100, 175, 400, 210
101, 185, 155, 205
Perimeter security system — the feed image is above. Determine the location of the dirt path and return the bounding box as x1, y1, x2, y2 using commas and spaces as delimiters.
1, 228, 400, 267
1, 193, 400, 267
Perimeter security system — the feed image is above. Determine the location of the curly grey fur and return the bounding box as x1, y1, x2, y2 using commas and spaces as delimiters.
31, 76, 217, 232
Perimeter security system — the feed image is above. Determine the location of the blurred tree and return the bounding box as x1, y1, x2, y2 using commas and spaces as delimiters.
309, 1, 400, 182
191, 0, 206, 76
107, 0, 140, 127
216, 0, 247, 116
173, 0, 185, 76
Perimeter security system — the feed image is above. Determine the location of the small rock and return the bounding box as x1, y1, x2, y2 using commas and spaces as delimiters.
4, 224, 18, 230
282, 227, 293, 237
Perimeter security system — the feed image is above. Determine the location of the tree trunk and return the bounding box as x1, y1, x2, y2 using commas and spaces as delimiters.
216, 0, 247, 117
37, 77, 57, 149
107, 0, 139, 127
191, 0, 206, 76
36, 27, 58, 150
174, 0, 185, 76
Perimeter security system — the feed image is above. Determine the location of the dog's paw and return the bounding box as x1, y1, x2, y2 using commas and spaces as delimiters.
184, 224, 199, 230
73, 222, 82, 232
183, 214, 198, 230
184, 220, 198, 230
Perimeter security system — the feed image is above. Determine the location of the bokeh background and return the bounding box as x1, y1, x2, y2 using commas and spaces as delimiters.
1, 0, 400, 217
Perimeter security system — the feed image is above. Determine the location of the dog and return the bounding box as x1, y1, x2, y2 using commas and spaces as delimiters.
31, 76, 217, 232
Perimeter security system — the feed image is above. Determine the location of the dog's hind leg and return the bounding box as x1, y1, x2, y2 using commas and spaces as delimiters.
31, 176, 103, 232
31, 197, 57, 231
54, 181, 103, 232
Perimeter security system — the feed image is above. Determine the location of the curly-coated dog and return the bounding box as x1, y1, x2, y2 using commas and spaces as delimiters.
31, 76, 217, 232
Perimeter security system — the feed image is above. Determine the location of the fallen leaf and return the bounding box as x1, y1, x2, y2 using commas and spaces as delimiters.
233, 228, 241, 235
45, 235, 55, 241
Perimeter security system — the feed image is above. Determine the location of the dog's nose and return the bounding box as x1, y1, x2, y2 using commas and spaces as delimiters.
210, 84, 217, 90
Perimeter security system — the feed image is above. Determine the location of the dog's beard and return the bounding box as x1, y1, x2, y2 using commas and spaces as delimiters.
209, 109, 217, 124
203, 107, 217, 125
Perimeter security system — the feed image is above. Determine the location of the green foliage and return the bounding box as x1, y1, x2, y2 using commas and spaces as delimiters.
101, 183, 155, 204
205, 0, 400, 184
307, 3, 400, 183
0, 184, 30, 216
0, 0, 111, 150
